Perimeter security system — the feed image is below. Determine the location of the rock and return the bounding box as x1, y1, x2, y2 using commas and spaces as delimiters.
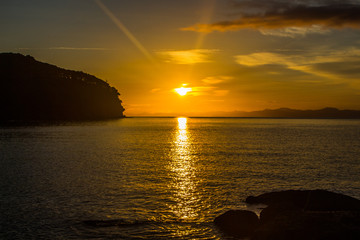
214, 210, 260, 237
246, 189, 360, 211
246, 190, 310, 208
253, 210, 360, 240
305, 190, 360, 211
216, 190, 360, 239
253, 190, 360, 240
259, 201, 302, 224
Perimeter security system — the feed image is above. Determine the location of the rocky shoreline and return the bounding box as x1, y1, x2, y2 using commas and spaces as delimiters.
215, 190, 360, 239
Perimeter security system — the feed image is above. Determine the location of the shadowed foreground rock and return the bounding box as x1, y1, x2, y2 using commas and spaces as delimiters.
215, 190, 360, 240
214, 210, 259, 237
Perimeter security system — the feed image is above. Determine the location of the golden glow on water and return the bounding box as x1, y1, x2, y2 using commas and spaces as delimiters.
177, 117, 187, 130
169, 117, 199, 222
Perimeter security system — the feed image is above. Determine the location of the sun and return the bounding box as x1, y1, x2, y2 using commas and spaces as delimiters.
175, 87, 192, 96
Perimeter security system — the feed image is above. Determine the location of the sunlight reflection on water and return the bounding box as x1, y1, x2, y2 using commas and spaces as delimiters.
168, 118, 200, 223
2, 118, 359, 239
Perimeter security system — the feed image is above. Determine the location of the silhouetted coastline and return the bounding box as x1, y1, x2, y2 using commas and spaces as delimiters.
0, 53, 125, 122
197, 108, 360, 118
241, 107, 360, 118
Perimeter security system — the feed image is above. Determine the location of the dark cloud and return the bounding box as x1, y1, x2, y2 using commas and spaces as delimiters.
229, 0, 359, 13
311, 60, 360, 78
182, 0, 360, 33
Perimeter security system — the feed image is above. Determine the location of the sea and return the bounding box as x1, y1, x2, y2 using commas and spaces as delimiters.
1, 117, 360, 239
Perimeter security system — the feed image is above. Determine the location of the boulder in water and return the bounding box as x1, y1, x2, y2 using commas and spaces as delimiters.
216, 190, 360, 239
214, 210, 260, 237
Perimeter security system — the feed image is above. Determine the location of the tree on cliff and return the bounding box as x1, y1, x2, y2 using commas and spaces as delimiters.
0, 53, 125, 121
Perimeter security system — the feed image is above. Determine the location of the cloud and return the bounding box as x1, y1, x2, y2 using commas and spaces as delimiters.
181, 1, 360, 36
150, 88, 161, 93
17, 47, 112, 51
234, 48, 360, 78
259, 25, 330, 38
214, 90, 229, 96
189, 87, 229, 97
157, 49, 218, 64
49, 47, 111, 51
235, 48, 360, 67
235, 52, 298, 67
190, 86, 216, 96
186, 75, 232, 97
202, 76, 233, 84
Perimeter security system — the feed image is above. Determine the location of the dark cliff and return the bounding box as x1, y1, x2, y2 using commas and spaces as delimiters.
0, 53, 125, 121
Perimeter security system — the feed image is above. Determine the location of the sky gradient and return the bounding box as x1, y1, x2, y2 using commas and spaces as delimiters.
2, 0, 360, 116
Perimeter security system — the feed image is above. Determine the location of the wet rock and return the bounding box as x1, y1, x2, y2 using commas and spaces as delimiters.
304, 190, 360, 211
259, 201, 302, 224
246, 190, 360, 211
253, 210, 360, 240
214, 210, 260, 237
246, 190, 309, 208
216, 190, 360, 239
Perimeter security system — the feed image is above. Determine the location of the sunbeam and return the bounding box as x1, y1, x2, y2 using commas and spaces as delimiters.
95, 0, 154, 63
183, 0, 217, 85
194, 0, 217, 49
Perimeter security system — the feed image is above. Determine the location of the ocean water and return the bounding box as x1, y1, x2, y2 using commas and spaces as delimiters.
1, 117, 360, 239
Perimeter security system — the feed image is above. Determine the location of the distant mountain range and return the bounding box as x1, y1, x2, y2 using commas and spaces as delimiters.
207, 107, 360, 118
0, 53, 125, 121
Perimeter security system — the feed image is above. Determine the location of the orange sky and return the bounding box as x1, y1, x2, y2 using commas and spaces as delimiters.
1, 0, 360, 116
